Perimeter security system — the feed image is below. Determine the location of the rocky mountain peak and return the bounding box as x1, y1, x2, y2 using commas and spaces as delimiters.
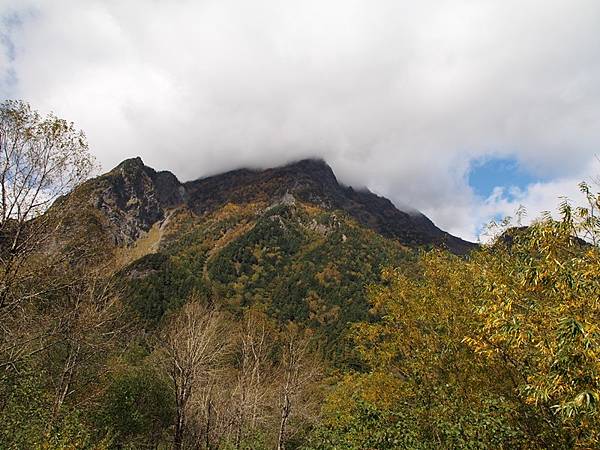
114, 156, 145, 172
70, 157, 474, 253
75, 157, 186, 245
274, 158, 339, 185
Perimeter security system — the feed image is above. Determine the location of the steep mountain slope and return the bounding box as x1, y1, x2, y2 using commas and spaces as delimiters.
184, 158, 473, 254
69, 157, 473, 253
79, 156, 185, 245
60, 157, 474, 356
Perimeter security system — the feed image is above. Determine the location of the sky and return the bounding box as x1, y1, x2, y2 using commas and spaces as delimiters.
1, 0, 599, 241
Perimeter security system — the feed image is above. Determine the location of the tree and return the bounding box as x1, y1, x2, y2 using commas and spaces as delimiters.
276, 322, 321, 450
0, 100, 95, 306
99, 364, 174, 448
231, 307, 276, 449
311, 184, 600, 449
0, 100, 95, 368
311, 252, 524, 449
158, 298, 229, 450
46, 268, 124, 425
465, 193, 600, 448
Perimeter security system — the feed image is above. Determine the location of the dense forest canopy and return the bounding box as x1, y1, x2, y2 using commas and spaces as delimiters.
1, 101, 599, 449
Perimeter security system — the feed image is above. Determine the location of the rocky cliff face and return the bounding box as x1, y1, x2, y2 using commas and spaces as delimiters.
79, 157, 186, 245
72, 156, 474, 253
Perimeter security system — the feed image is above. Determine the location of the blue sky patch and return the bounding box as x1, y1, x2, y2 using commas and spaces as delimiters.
468, 156, 540, 200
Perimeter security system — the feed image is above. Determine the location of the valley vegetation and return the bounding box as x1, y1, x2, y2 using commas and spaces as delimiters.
1, 101, 598, 449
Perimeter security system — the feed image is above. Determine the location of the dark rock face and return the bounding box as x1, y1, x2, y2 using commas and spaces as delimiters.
184, 158, 475, 254
76, 156, 474, 253
87, 157, 186, 244
184, 159, 343, 213
340, 187, 473, 254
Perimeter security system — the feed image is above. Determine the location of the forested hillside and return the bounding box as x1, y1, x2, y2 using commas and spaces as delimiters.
1, 101, 599, 449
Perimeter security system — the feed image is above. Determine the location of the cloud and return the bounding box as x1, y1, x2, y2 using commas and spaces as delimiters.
1, 0, 599, 240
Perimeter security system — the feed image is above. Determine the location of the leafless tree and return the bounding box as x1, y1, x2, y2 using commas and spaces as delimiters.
276, 322, 322, 450
187, 370, 232, 450
158, 299, 229, 450
231, 308, 275, 449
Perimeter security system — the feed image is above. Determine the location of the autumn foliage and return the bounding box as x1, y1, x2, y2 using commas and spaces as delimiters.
309, 188, 600, 449
2, 101, 599, 449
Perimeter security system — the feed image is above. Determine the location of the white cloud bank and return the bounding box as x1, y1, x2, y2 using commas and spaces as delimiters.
1, 0, 599, 241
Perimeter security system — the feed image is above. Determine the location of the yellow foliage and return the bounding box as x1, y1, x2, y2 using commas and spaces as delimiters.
322, 186, 600, 448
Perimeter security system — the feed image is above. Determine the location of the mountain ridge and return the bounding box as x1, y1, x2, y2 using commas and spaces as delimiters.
85, 156, 474, 254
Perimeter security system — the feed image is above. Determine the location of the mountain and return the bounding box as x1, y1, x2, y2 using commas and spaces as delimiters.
185, 158, 473, 254
60, 157, 474, 357
72, 157, 473, 251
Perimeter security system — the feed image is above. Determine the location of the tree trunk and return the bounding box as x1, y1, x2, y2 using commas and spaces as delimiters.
277, 394, 290, 450
235, 414, 243, 450
174, 408, 185, 450
49, 341, 80, 430
205, 398, 213, 450
235, 391, 246, 450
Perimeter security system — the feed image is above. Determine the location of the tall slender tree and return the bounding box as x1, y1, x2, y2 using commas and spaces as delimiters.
277, 322, 321, 450
159, 299, 229, 450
